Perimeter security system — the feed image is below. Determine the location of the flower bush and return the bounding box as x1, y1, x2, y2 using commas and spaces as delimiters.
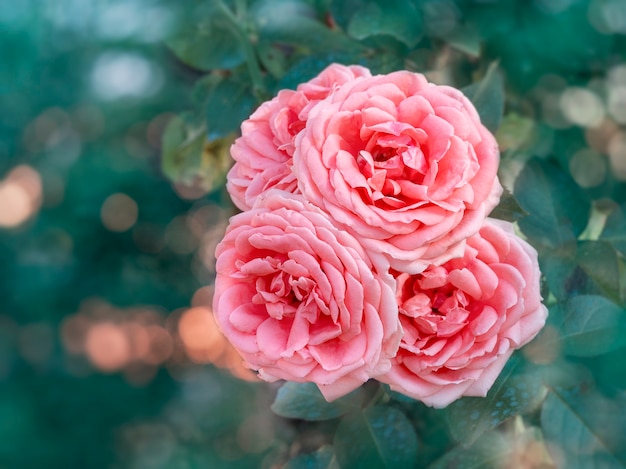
214, 64, 546, 406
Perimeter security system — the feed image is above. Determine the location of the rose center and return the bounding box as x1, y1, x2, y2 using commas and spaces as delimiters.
401, 281, 472, 341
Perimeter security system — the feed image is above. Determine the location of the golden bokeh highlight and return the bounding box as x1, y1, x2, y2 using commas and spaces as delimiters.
178, 306, 224, 363
0, 165, 43, 228
60, 295, 256, 383
101, 192, 139, 232
85, 322, 131, 372
177, 286, 257, 381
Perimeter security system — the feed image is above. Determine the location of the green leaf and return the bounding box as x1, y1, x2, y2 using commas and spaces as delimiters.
540, 251, 582, 300
489, 187, 527, 223
541, 388, 626, 468
334, 406, 418, 469
161, 112, 206, 184
514, 159, 591, 252
166, 4, 245, 71
161, 109, 236, 193
576, 240, 626, 305
329, 0, 365, 31
445, 25, 482, 57
257, 41, 289, 79
446, 356, 545, 446
252, 0, 362, 54
346, 0, 423, 48
198, 72, 257, 139
461, 62, 504, 132
555, 295, 626, 357
271, 382, 363, 421
284, 445, 339, 469
600, 203, 626, 256
428, 431, 511, 469
277, 52, 364, 91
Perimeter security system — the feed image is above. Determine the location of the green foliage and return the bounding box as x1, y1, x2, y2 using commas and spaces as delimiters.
541, 387, 626, 468
551, 295, 626, 357
489, 187, 526, 223
576, 241, 626, 305
271, 382, 364, 421
461, 62, 504, 132
166, 3, 246, 71
344, 0, 423, 48
600, 203, 626, 256
253, 0, 362, 55
334, 405, 419, 469
446, 356, 545, 446
198, 72, 258, 139
428, 431, 511, 469
284, 445, 339, 469
515, 159, 591, 252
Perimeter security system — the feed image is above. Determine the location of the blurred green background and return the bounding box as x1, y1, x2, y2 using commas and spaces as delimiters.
3, 0, 626, 468
0, 1, 283, 468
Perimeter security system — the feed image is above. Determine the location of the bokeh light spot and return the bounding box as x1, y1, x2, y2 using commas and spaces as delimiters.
101, 193, 138, 232
90, 52, 164, 101
607, 86, 626, 124
0, 165, 43, 228
85, 322, 131, 372
569, 149, 607, 188
559, 87, 605, 127
178, 306, 224, 364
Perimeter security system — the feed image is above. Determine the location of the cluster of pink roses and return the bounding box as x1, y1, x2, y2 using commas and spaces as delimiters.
213, 64, 547, 407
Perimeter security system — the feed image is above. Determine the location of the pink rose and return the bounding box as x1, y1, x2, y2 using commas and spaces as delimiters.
213, 191, 402, 400
227, 64, 371, 211
294, 70, 503, 273
378, 219, 547, 408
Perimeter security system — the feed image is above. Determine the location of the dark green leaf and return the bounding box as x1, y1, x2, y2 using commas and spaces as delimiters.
514, 159, 591, 252
277, 52, 363, 91
555, 294, 626, 357
200, 72, 257, 139
541, 388, 626, 468
334, 406, 418, 469
540, 251, 583, 300
347, 0, 423, 48
576, 240, 626, 305
428, 431, 511, 469
600, 203, 626, 256
284, 445, 339, 469
489, 187, 527, 222
461, 62, 504, 132
445, 25, 481, 57
446, 356, 545, 446
271, 382, 363, 421
166, 5, 245, 71
257, 41, 289, 79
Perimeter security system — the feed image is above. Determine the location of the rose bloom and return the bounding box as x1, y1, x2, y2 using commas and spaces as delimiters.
227, 64, 371, 211
294, 69, 503, 273
213, 191, 402, 400
378, 219, 548, 408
